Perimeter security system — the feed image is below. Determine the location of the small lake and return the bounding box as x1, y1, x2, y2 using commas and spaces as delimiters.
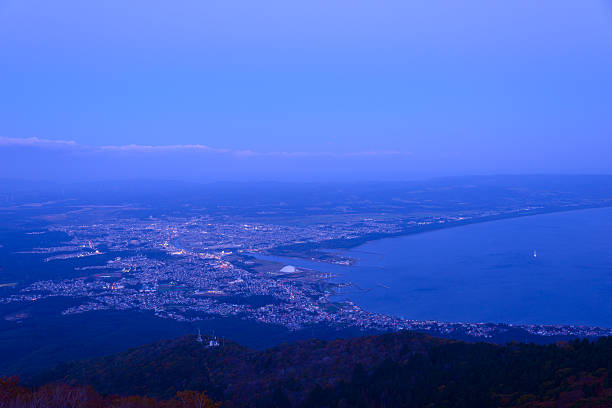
256, 207, 612, 327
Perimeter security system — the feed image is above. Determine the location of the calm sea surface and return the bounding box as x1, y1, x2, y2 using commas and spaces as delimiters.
257, 207, 612, 327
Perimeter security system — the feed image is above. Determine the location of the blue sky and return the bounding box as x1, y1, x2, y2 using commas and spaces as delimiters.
1, 1, 612, 181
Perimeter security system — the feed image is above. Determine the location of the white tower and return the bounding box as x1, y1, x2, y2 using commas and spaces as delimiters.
208, 330, 220, 347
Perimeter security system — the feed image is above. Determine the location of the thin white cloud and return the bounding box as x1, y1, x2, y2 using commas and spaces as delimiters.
99, 143, 230, 153
0, 136, 77, 147
0, 136, 411, 158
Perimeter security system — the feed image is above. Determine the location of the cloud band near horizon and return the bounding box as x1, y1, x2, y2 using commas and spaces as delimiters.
0, 136, 410, 158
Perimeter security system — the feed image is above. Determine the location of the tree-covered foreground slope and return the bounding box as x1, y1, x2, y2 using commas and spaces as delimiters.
0, 377, 219, 408
31, 331, 612, 407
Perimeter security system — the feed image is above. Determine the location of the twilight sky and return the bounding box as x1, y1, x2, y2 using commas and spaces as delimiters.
1, 1, 612, 181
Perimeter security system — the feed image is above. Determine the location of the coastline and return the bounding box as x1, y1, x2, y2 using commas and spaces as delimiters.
267, 203, 612, 263
255, 204, 612, 331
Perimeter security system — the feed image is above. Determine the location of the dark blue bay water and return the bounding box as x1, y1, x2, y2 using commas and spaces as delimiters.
258, 207, 612, 327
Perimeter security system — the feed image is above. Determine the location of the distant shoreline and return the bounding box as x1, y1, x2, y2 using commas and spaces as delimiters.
259, 203, 612, 331
268, 203, 612, 262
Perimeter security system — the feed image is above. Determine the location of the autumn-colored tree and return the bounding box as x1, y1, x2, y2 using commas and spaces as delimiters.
34, 383, 103, 408
0, 377, 220, 408
0, 376, 27, 406
107, 394, 166, 408
172, 390, 221, 408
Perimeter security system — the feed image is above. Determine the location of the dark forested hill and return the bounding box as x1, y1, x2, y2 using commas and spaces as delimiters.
32, 331, 612, 407
35, 331, 443, 406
